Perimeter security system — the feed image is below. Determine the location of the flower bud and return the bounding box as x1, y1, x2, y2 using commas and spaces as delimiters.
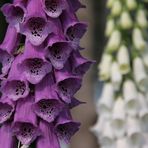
105, 19, 115, 37
133, 57, 148, 92
106, 30, 121, 52
117, 45, 130, 75
132, 28, 146, 50
126, 0, 137, 10
120, 11, 133, 29
111, 0, 122, 17
136, 9, 147, 28
111, 62, 122, 90
98, 54, 112, 81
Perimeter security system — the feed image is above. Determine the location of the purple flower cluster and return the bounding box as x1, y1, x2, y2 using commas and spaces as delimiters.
0, 0, 92, 147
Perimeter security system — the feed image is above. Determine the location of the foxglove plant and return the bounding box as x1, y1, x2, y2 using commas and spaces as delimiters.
92, 0, 148, 148
0, 0, 92, 147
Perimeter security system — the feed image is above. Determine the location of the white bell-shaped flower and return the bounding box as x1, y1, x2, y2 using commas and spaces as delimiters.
138, 93, 148, 132
126, 0, 137, 10
115, 137, 130, 148
126, 117, 143, 148
99, 54, 112, 81
105, 19, 115, 37
106, 30, 121, 52
120, 11, 133, 29
111, 96, 126, 138
133, 57, 148, 92
123, 80, 139, 116
136, 9, 147, 28
100, 121, 115, 148
132, 28, 146, 50
111, 0, 122, 17
117, 45, 130, 75
111, 62, 122, 91
97, 83, 114, 120
90, 117, 105, 139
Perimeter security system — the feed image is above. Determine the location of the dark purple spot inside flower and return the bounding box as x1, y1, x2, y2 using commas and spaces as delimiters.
0, 103, 13, 123
12, 6, 24, 23
45, 0, 58, 13
56, 122, 80, 143
49, 46, 62, 60
67, 27, 75, 41
35, 99, 62, 122
15, 81, 26, 96
28, 18, 45, 38
27, 58, 43, 76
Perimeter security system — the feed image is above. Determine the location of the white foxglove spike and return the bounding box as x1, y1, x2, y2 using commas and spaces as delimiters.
117, 45, 130, 75
120, 11, 133, 29
111, 62, 122, 90
126, 0, 137, 10
97, 83, 114, 119
111, 97, 126, 138
100, 121, 115, 148
107, 0, 115, 8
138, 93, 148, 132
111, 0, 122, 17
123, 80, 139, 116
99, 54, 112, 81
115, 137, 130, 148
133, 57, 148, 92
106, 30, 121, 52
136, 9, 147, 28
105, 19, 115, 37
133, 28, 146, 50
126, 117, 143, 148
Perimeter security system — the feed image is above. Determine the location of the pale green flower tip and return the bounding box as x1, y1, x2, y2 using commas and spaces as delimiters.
119, 64, 130, 75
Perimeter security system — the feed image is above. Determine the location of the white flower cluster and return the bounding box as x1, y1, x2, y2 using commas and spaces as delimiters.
93, 0, 148, 147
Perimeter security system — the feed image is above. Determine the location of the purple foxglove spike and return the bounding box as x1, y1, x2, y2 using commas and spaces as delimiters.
0, 26, 19, 78
1, 55, 30, 101
0, 123, 17, 148
18, 41, 52, 84
12, 95, 40, 145
1, 2, 26, 32
37, 120, 60, 148
67, 0, 86, 12
60, 9, 87, 49
55, 109, 80, 143
46, 33, 73, 70
42, 0, 67, 18
34, 74, 64, 123
70, 51, 93, 76
54, 64, 82, 103
69, 97, 85, 109
20, 0, 55, 46
0, 97, 15, 124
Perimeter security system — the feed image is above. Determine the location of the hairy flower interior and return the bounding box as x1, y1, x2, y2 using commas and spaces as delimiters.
12, 6, 24, 23
0, 103, 13, 123
28, 18, 45, 38
26, 58, 44, 76
45, 0, 58, 13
